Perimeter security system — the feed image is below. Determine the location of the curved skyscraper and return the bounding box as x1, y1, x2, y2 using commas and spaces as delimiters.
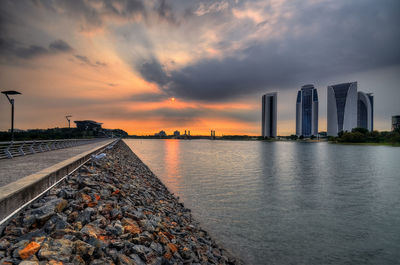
261, 92, 277, 138
296, 84, 318, 137
357, 92, 374, 131
327, 82, 358, 136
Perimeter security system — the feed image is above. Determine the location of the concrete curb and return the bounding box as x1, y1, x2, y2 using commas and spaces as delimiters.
0, 139, 116, 222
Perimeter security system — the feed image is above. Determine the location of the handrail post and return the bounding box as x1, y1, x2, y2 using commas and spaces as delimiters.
29, 141, 35, 154
18, 142, 25, 156
5, 143, 13, 158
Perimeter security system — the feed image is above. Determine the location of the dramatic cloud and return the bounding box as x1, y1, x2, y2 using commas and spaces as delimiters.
0, 38, 73, 60
138, 0, 400, 101
33, 0, 146, 31
138, 58, 169, 86
1, 0, 399, 134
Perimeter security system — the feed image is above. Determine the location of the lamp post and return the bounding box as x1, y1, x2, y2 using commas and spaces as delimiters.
65, 115, 72, 128
1, 90, 22, 142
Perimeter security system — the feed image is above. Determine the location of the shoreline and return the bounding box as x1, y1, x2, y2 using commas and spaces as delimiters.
0, 140, 243, 264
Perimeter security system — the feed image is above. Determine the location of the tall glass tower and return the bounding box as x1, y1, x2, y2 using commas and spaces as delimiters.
357, 92, 374, 131
262, 92, 277, 138
327, 82, 358, 136
296, 84, 318, 137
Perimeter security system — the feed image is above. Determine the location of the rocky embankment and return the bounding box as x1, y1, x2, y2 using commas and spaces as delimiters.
0, 140, 243, 265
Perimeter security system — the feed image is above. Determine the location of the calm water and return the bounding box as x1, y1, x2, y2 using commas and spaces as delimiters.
125, 139, 400, 265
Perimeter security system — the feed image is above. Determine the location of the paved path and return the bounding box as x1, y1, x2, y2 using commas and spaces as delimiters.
0, 139, 114, 187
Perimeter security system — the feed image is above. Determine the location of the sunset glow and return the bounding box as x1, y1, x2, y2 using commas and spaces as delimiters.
1, 1, 399, 135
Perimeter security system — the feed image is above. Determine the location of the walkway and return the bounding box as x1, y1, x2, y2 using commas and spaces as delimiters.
0, 139, 113, 187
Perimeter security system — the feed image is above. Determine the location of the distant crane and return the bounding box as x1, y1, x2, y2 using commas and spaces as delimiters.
65, 115, 72, 128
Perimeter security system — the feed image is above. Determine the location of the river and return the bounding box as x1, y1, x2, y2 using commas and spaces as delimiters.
124, 139, 400, 265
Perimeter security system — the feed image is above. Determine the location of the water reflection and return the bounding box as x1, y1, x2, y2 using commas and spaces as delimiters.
163, 140, 181, 194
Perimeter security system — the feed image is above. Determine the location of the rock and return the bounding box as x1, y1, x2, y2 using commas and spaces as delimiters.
30, 198, 67, 224
122, 218, 140, 235
113, 221, 124, 235
38, 239, 73, 262
128, 254, 146, 265
18, 241, 41, 260
22, 215, 37, 228
18, 261, 39, 265
74, 240, 95, 257
71, 255, 86, 265
117, 253, 135, 265
77, 207, 95, 225
0, 239, 11, 250
81, 224, 104, 239
149, 242, 163, 254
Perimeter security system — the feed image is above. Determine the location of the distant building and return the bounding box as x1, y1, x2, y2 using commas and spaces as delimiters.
296, 84, 318, 137
262, 92, 277, 138
155, 130, 167, 137
357, 92, 374, 131
327, 82, 358, 136
74, 120, 102, 131
173, 130, 180, 137
392, 115, 400, 131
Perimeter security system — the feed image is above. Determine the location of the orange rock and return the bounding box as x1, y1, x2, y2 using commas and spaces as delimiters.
158, 232, 170, 244
94, 194, 101, 201
112, 189, 120, 195
97, 235, 110, 241
167, 243, 178, 253
163, 252, 172, 260
124, 224, 141, 234
87, 202, 97, 207
19, 241, 41, 259
81, 193, 91, 202
164, 231, 175, 240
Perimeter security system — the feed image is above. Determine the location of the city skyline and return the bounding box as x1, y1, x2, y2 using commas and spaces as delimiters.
1, 0, 399, 135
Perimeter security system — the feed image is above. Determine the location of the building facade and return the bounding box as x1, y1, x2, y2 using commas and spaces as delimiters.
392, 115, 400, 131
357, 92, 374, 131
296, 84, 318, 137
262, 92, 277, 138
327, 82, 358, 136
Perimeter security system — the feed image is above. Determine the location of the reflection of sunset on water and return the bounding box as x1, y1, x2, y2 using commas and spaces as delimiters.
164, 140, 181, 192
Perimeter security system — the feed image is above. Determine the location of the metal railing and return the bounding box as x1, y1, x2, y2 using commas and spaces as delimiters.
0, 139, 106, 159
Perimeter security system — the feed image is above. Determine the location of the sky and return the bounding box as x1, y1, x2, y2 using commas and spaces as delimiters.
0, 0, 399, 136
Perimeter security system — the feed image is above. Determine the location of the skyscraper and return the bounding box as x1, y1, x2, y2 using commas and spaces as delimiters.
327, 82, 358, 136
357, 92, 374, 131
296, 84, 318, 137
392, 115, 400, 131
262, 92, 277, 138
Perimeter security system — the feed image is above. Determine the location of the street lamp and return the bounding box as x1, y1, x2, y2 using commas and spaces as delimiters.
65, 115, 72, 128
2, 90, 22, 142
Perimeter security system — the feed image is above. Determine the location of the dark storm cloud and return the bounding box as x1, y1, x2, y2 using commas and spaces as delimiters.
139, 0, 400, 101
0, 38, 73, 59
138, 58, 169, 86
